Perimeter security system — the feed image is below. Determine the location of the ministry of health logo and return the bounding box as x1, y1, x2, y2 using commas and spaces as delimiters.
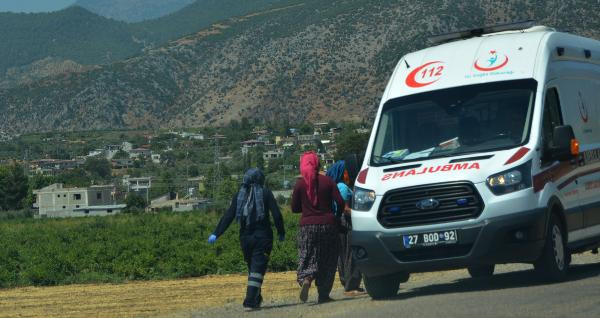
474, 50, 509, 72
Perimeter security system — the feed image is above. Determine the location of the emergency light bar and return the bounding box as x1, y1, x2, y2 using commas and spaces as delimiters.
429, 20, 536, 44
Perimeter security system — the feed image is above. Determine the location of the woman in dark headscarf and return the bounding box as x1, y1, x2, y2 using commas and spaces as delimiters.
208, 168, 285, 311
327, 159, 364, 296
292, 152, 344, 303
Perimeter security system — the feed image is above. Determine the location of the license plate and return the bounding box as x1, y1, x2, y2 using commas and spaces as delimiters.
403, 230, 458, 248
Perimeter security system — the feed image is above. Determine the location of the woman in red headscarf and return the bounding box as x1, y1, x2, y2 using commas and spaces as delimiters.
291, 151, 344, 303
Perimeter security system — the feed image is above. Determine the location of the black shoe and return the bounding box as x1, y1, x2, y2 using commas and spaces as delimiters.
317, 296, 334, 304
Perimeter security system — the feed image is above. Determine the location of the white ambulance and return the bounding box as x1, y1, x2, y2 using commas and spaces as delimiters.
351, 22, 600, 299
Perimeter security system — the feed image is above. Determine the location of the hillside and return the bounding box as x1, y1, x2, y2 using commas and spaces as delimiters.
0, 0, 292, 81
1, 0, 600, 134
76, 0, 195, 22
0, 6, 140, 75
131, 0, 292, 45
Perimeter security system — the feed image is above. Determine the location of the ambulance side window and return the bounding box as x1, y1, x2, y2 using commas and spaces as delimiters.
541, 88, 563, 162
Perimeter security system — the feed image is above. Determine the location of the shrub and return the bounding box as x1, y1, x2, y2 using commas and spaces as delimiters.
0, 209, 301, 288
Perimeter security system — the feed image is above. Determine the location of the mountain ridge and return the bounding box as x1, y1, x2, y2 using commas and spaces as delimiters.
1, 0, 599, 134
75, 0, 196, 22
0, 0, 293, 77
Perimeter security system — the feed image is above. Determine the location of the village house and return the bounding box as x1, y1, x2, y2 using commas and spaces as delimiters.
111, 159, 134, 169
148, 193, 209, 212
122, 175, 152, 200
33, 183, 125, 218
297, 134, 320, 146
30, 159, 84, 176
263, 149, 284, 161
151, 153, 161, 164
105, 142, 133, 159
129, 148, 152, 159
241, 139, 266, 155
87, 149, 106, 158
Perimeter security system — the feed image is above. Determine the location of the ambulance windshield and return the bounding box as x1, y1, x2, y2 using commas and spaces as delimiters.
371, 79, 537, 166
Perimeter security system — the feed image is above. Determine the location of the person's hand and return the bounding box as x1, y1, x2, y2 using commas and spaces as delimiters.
278, 233, 285, 242
208, 234, 217, 245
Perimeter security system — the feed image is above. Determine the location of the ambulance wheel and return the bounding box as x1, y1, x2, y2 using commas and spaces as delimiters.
364, 272, 405, 299
534, 214, 569, 281
467, 264, 495, 278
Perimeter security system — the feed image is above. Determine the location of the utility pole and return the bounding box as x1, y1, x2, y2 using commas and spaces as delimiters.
24, 147, 29, 176
281, 164, 292, 189
211, 134, 226, 200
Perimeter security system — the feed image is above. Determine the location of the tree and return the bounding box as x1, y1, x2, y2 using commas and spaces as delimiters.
188, 165, 200, 178
112, 149, 129, 159
229, 119, 240, 130
255, 149, 265, 171
0, 165, 29, 211
300, 123, 313, 134
23, 174, 56, 209
83, 158, 112, 179
56, 168, 90, 187
124, 193, 147, 213
335, 130, 370, 160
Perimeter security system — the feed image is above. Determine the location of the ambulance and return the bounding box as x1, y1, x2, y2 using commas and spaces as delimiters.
351, 22, 600, 299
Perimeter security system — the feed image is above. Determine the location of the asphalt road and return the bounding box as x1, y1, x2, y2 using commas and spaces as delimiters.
182, 253, 600, 318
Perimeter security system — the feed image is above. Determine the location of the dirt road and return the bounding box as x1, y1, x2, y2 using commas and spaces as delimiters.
2, 253, 600, 317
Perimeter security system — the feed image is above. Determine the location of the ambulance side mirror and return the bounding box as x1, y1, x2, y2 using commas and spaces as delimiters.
549, 125, 578, 162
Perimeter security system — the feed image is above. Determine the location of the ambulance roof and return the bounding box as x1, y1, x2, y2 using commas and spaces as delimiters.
385, 26, 557, 101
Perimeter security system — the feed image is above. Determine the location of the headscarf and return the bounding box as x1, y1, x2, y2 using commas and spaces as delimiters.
344, 153, 362, 187
300, 151, 319, 207
235, 168, 265, 226
326, 160, 346, 184
326, 160, 346, 216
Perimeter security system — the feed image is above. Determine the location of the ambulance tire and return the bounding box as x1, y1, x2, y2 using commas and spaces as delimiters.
467, 264, 495, 278
364, 272, 404, 299
534, 213, 569, 281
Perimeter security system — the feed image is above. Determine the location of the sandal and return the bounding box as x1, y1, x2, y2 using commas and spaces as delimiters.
343, 289, 367, 296
299, 278, 311, 303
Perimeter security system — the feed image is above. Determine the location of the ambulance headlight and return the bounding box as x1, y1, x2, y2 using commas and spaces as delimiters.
353, 187, 376, 211
486, 161, 532, 195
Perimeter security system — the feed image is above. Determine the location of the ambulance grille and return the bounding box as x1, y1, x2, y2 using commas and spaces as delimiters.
378, 182, 483, 228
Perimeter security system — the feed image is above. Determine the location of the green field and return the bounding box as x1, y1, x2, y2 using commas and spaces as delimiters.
0, 210, 300, 288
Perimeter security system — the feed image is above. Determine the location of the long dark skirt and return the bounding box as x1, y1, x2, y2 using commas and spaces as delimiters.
297, 224, 340, 298
338, 215, 362, 291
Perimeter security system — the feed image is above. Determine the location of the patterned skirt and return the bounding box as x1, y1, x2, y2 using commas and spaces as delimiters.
297, 224, 340, 295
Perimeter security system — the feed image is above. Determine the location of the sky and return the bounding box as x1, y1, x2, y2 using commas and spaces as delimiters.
0, 0, 77, 13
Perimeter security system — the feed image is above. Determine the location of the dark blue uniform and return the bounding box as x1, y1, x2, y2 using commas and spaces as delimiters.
213, 189, 285, 308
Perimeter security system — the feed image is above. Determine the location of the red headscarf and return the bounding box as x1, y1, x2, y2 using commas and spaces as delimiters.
300, 151, 319, 207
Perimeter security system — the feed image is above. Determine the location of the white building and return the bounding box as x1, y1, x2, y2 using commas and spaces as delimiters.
34, 183, 125, 218
263, 150, 284, 161
151, 153, 161, 164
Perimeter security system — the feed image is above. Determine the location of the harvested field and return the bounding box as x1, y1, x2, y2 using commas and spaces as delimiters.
0, 271, 304, 318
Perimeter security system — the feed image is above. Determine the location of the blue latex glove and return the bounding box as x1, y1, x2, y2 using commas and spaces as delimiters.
278, 233, 285, 242
208, 234, 217, 245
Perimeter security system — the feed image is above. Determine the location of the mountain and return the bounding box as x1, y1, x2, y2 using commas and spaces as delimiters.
0, 6, 140, 75
0, 58, 94, 90
75, 0, 196, 23
0, 0, 292, 79
1, 0, 600, 134
130, 0, 292, 45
